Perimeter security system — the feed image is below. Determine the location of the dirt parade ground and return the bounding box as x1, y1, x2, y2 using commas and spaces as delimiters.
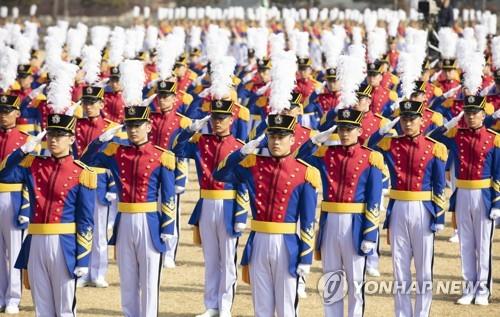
14, 163, 500, 316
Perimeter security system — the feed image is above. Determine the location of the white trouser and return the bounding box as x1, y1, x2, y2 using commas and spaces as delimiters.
390, 201, 434, 317
117, 213, 161, 317
249, 233, 299, 317
107, 199, 117, 230
28, 235, 76, 317
455, 189, 494, 296
0, 192, 23, 308
322, 213, 366, 317
366, 234, 379, 271
162, 194, 180, 263
86, 200, 109, 282
199, 199, 237, 314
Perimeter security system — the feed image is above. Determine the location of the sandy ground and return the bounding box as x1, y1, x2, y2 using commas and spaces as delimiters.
14, 162, 500, 316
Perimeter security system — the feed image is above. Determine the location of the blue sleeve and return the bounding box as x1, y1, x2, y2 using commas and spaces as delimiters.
76, 184, 96, 267
492, 146, 500, 210
295, 139, 319, 161
298, 182, 317, 265
0, 149, 29, 183
213, 150, 250, 184
160, 165, 176, 234
363, 165, 383, 242
432, 156, 447, 226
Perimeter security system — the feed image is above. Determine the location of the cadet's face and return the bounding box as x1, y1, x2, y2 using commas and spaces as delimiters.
400, 116, 423, 137
19, 76, 33, 90
126, 122, 151, 145
267, 133, 295, 157
47, 134, 75, 158
368, 74, 382, 87
338, 126, 362, 146
259, 69, 271, 82
211, 116, 233, 136
110, 79, 121, 91
158, 94, 176, 112
326, 79, 339, 91
175, 65, 187, 77
445, 69, 457, 80
464, 110, 485, 129
0, 109, 20, 129
82, 100, 103, 118
352, 96, 371, 112
299, 67, 312, 77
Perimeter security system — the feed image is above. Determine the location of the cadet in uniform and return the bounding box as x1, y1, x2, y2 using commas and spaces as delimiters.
214, 114, 318, 317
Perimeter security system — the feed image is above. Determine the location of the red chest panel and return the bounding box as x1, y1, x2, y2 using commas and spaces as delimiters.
323, 144, 371, 202
295, 78, 315, 99
439, 79, 460, 94
390, 135, 434, 191
371, 86, 390, 114
150, 111, 181, 149
0, 128, 28, 161
251, 155, 306, 222
425, 85, 435, 103
421, 108, 434, 131
75, 117, 109, 157
115, 143, 163, 203
381, 72, 393, 89
104, 91, 125, 122
317, 92, 339, 113
71, 82, 85, 102
177, 72, 193, 92
360, 112, 381, 145
36, 101, 51, 130
455, 128, 495, 180
30, 156, 81, 223
389, 50, 399, 70
198, 135, 242, 190
486, 94, 500, 110
292, 124, 311, 152
11, 89, 31, 101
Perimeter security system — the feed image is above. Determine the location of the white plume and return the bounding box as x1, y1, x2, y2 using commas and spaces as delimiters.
30, 4, 37, 16
492, 36, 500, 70
352, 27, 363, 45
269, 50, 297, 113
91, 26, 110, 52
206, 25, 229, 63
189, 26, 202, 49
119, 59, 145, 107
82, 45, 102, 85
23, 21, 39, 50
438, 27, 458, 59
269, 32, 285, 56
145, 25, 158, 51
321, 31, 343, 69
14, 33, 31, 64
247, 27, 268, 59
108, 27, 126, 66
210, 56, 236, 99
47, 61, 79, 115
337, 47, 365, 108
66, 23, 88, 60
397, 51, 422, 99
295, 31, 309, 58
0, 46, 18, 92
156, 30, 184, 80
462, 51, 485, 95
474, 24, 488, 53
367, 28, 387, 62
388, 17, 399, 37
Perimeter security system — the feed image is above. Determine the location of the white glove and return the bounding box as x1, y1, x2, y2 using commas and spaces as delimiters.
480, 83, 494, 96
175, 186, 185, 194
73, 266, 89, 277
28, 84, 46, 100
434, 224, 445, 232
18, 215, 29, 224
379, 117, 400, 135
296, 264, 311, 277
140, 93, 157, 107
360, 240, 377, 254
311, 125, 337, 145
492, 109, 500, 120
443, 85, 461, 99
444, 111, 464, 131
241, 134, 265, 155
147, 78, 160, 89
255, 82, 271, 96
98, 124, 123, 142
105, 192, 117, 202
234, 222, 246, 233
490, 208, 500, 220
160, 233, 175, 242
20, 130, 46, 154
188, 115, 211, 132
